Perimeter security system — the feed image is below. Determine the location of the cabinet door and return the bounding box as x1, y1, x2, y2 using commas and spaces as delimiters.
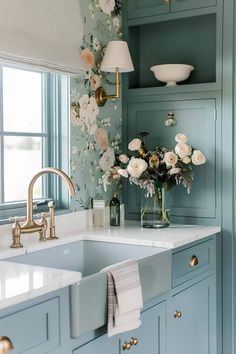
124, 98, 218, 220
171, 0, 216, 12
73, 334, 118, 354
120, 302, 166, 354
167, 276, 216, 354
127, 0, 170, 20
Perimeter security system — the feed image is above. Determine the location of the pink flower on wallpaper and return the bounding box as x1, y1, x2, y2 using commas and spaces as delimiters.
90, 74, 101, 91
99, 148, 115, 172
81, 48, 95, 69
94, 128, 109, 151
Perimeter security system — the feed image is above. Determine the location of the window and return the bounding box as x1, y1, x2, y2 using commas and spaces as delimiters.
0, 65, 70, 222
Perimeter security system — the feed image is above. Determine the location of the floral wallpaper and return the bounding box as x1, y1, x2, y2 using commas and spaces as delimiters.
70, 0, 122, 211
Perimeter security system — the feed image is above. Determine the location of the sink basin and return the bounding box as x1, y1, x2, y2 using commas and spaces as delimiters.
7, 240, 171, 337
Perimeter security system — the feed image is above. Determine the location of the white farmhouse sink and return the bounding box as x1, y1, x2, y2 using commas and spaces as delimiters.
7, 240, 171, 337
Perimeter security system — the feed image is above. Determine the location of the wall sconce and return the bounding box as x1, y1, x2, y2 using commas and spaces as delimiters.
95, 41, 134, 107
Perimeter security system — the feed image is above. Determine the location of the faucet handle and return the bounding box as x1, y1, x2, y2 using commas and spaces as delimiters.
10, 218, 23, 248
47, 201, 58, 240
8, 216, 26, 223
39, 213, 48, 242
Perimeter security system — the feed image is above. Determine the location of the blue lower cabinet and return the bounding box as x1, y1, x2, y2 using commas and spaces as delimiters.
73, 301, 166, 354
73, 334, 118, 354
0, 297, 60, 353
167, 276, 216, 354
119, 302, 166, 354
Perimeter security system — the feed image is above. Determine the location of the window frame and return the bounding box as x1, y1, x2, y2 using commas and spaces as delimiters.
0, 65, 70, 223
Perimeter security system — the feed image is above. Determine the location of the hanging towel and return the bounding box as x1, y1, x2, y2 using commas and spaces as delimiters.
102, 260, 143, 337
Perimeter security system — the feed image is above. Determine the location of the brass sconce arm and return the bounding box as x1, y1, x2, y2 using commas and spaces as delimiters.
95, 68, 120, 107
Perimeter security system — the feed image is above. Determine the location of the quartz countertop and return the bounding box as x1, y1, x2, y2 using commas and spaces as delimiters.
0, 218, 221, 310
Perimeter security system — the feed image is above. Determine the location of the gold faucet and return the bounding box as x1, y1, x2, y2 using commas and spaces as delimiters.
10, 167, 75, 248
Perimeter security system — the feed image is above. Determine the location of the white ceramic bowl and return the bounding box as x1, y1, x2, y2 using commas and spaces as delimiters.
150, 64, 194, 86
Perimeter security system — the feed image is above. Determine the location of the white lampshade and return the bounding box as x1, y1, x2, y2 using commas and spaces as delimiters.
100, 41, 134, 73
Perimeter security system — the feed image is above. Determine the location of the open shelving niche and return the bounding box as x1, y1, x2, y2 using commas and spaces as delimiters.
127, 13, 217, 93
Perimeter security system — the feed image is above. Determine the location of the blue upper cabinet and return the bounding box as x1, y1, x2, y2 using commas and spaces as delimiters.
127, 0, 169, 20
127, 0, 217, 21
171, 0, 216, 12
123, 95, 221, 223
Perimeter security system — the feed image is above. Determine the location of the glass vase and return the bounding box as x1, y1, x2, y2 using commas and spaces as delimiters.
141, 187, 170, 228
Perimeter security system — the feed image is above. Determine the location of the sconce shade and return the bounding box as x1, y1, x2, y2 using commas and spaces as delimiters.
100, 41, 134, 73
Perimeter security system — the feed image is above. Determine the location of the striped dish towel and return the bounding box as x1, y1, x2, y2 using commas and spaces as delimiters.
102, 260, 143, 337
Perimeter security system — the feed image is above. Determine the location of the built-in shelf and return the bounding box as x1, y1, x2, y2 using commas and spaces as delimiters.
128, 13, 217, 90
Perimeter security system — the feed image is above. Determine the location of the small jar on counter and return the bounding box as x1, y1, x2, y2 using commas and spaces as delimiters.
93, 199, 106, 227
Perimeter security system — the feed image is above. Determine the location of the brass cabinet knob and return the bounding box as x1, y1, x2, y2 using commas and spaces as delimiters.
130, 337, 138, 346
174, 310, 182, 319
123, 341, 132, 350
189, 255, 199, 267
0, 336, 14, 352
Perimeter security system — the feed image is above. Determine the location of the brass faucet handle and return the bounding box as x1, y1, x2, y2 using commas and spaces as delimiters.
39, 213, 48, 242
10, 218, 23, 249
0, 336, 14, 352
47, 201, 58, 240
8, 216, 26, 223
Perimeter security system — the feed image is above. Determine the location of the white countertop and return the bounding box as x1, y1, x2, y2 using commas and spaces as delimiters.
0, 216, 221, 311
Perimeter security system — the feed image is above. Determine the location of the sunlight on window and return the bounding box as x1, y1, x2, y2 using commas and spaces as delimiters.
4, 136, 43, 202
3, 67, 43, 133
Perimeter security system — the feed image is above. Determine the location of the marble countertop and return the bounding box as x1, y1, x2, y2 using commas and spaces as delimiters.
0, 217, 221, 310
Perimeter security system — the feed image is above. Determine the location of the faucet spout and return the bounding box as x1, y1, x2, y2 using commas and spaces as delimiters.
10, 167, 75, 248
23, 167, 75, 230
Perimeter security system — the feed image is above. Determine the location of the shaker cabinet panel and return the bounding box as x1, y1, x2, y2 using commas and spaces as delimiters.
171, 0, 217, 12
119, 301, 166, 354
0, 298, 60, 354
73, 335, 118, 354
127, 0, 169, 20
124, 98, 218, 220
167, 276, 216, 354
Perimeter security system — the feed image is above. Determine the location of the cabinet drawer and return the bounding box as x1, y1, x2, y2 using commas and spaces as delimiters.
172, 239, 215, 287
0, 297, 59, 353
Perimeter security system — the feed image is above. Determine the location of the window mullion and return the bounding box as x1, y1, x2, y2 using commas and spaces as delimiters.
0, 66, 4, 203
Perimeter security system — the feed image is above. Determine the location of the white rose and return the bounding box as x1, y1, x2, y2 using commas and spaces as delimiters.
118, 168, 128, 178
99, 0, 115, 15
175, 133, 188, 143
191, 150, 206, 165
128, 138, 142, 151
169, 167, 181, 175
127, 157, 148, 178
175, 143, 192, 158
182, 156, 191, 164
119, 154, 129, 164
164, 151, 178, 166
99, 148, 115, 172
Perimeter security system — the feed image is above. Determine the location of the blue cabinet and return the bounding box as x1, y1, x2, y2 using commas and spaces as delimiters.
73, 301, 166, 354
123, 97, 219, 222
0, 298, 60, 354
167, 276, 216, 354
127, 0, 217, 21
119, 302, 166, 354
127, 0, 169, 20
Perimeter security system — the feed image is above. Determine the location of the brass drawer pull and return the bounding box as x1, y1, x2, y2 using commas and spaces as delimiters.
174, 310, 182, 319
123, 337, 139, 350
130, 337, 138, 346
189, 255, 199, 267
0, 336, 14, 352
123, 341, 132, 350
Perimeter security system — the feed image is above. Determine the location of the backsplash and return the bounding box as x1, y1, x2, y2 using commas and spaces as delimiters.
70, 0, 122, 211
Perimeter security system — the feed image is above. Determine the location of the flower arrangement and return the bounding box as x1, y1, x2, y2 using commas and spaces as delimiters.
103, 132, 206, 196
102, 132, 206, 228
